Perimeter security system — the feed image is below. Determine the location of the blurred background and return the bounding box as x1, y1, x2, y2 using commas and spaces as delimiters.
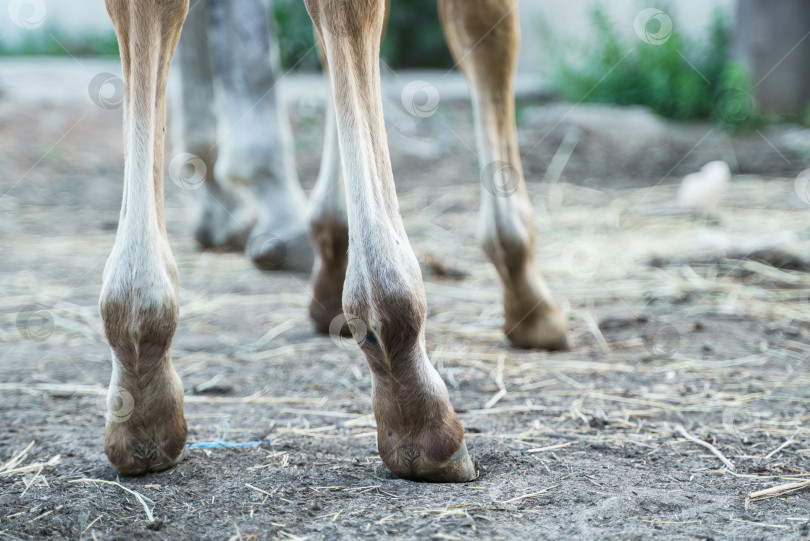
1, 0, 808, 118
1, 0, 809, 177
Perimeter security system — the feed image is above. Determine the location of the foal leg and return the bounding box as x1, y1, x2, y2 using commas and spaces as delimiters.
207, 0, 314, 271
305, 0, 474, 482
439, 0, 569, 350
100, 0, 189, 475
308, 36, 348, 333
173, 0, 256, 251
308, 2, 389, 333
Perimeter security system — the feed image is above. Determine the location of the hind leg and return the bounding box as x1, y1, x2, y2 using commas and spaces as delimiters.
308, 34, 348, 333
439, 0, 568, 350
173, 0, 257, 251
207, 0, 314, 271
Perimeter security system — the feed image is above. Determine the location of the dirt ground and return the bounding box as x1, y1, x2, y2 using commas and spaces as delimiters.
1, 62, 810, 540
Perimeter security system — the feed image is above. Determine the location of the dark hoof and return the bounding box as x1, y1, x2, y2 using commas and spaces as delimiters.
393, 439, 477, 483
247, 231, 314, 272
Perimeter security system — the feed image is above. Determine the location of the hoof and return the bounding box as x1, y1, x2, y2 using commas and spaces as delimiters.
102, 370, 188, 476
505, 305, 570, 351
309, 217, 348, 333
105, 420, 187, 476
414, 439, 476, 483
194, 221, 251, 252
193, 187, 256, 252
383, 436, 476, 483
377, 409, 476, 483
309, 267, 346, 334
247, 226, 314, 272
310, 301, 346, 335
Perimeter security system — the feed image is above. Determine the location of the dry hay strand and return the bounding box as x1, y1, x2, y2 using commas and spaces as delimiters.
746, 479, 810, 509
0, 441, 60, 478
69, 478, 155, 523
499, 485, 558, 504
675, 425, 735, 471
274, 413, 375, 438
0, 382, 326, 406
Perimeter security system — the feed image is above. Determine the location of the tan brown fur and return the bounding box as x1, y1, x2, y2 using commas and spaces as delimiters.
304, 0, 473, 482
440, 0, 569, 350
101, 0, 189, 475
308, 1, 389, 333
100, 0, 565, 482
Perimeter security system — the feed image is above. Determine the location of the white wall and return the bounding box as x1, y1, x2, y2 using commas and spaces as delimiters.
1, 0, 735, 74
0, 0, 110, 41
518, 0, 737, 73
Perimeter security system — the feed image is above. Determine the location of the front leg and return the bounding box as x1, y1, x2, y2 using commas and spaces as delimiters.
100, 0, 189, 475
308, 4, 389, 334
304, 0, 474, 482
439, 0, 569, 350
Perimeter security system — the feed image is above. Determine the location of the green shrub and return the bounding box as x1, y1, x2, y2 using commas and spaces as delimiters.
543, 1, 757, 130
380, 0, 452, 69
0, 2, 453, 70
271, 0, 320, 70
272, 0, 452, 70
0, 26, 119, 57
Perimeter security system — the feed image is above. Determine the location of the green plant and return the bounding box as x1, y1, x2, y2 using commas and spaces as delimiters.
0, 2, 453, 70
543, 1, 757, 130
0, 3, 319, 68
380, 0, 453, 69
271, 0, 320, 70
272, 0, 452, 70
0, 26, 119, 57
